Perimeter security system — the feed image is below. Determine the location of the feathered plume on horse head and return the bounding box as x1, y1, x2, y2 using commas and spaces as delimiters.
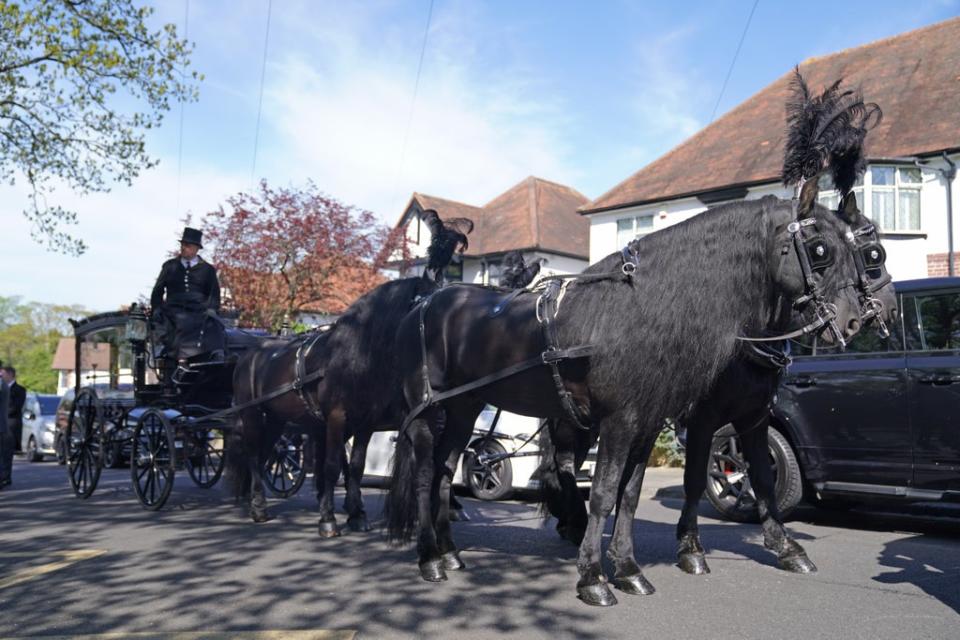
499, 251, 543, 289
421, 209, 475, 282
782, 68, 882, 213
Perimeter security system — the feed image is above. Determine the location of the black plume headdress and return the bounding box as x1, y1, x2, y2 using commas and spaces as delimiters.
499, 251, 542, 289
421, 209, 475, 282
782, 68, 882, 197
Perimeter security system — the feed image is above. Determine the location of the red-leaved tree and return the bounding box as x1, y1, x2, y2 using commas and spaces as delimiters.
202, 180, 408, 329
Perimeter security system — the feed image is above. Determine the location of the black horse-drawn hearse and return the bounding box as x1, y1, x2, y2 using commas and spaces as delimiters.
64, 306, 309, 509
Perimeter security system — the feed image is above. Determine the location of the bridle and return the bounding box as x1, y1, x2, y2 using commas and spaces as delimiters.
844, 218, 890, 338
738, 203, 849, 347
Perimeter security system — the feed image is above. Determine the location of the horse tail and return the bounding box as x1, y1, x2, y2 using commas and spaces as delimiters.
535, 421, 563, 519
225, 352, 257, 499
384, 427, 419, 545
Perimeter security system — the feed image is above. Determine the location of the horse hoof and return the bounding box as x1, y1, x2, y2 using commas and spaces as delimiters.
613, 573, 656, 595
449, 509, 470, 522
576, 581, 618, 607
441, 550, 465, 571
251, 510, 269, 523
780, 553, 817, 574
419, 559, 448, 582
347, 516, 373, 532
318, 520, 340, 538
678, 552, 711, 575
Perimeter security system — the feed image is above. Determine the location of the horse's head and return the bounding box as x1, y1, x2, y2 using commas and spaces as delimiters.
421, 209, 475, 283
773, 69, 892, 346
767, 180, 864, 347
836, 190, 897, 337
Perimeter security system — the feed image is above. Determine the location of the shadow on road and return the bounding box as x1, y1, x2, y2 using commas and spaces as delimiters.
873, 534, 960, 616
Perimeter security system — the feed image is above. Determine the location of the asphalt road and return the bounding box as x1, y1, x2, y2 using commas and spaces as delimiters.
0, 458, 958, 640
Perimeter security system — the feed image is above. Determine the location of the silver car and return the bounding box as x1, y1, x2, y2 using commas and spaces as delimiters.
21, 392, 61, 462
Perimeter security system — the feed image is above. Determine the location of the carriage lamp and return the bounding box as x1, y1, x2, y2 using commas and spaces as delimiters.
126, 306, 148, 342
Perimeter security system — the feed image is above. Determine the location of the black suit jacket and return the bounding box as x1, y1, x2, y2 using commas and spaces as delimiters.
150, 257, 221, 312
7, 382, 24, 429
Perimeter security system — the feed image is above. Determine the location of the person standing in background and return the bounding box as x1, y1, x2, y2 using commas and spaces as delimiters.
2, 367, 26, 454
0, 362, 12, 489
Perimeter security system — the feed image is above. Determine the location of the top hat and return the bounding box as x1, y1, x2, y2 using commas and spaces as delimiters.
180, 227, 203, 248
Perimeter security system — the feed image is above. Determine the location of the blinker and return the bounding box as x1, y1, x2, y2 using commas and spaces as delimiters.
861, 243, 886, 269
805, 237, 834, 271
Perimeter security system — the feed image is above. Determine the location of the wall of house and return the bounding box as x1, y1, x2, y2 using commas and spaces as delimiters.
587, 154, 960, 282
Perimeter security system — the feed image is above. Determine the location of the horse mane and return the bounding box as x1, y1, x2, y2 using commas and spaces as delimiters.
782, 69, 882, 195
559, 198, 784, 423
322, 276, 436, 424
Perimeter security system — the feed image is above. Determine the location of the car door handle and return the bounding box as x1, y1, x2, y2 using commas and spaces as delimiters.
785, 376, 816, 388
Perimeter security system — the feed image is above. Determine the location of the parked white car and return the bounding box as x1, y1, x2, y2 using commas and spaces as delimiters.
21, 392, 61, 462
362, 406, 595, 500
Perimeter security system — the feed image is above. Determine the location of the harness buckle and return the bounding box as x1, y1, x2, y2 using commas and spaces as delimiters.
621, 261, 637, 276
542, 348, 562, 364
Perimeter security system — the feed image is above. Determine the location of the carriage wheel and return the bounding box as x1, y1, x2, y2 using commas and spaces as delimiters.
185, 427, 225, 488
66, 388, 104, 499
131, 408, 176, 510
262, 434, 307, 498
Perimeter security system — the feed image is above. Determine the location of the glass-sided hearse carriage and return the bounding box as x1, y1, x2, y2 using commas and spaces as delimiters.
65, 306, 308, 509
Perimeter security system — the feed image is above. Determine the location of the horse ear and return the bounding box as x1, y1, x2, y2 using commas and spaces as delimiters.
797, 176, 820, 218
838, 191, 862, 224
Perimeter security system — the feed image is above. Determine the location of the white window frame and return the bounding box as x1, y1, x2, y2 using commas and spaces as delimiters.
616, 214, 654, 248
817, 164, 923, 232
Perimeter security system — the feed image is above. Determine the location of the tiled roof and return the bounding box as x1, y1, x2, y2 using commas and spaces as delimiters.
51, 338, 111, 371
584, 17, 960, 213
405, 177, 590, 258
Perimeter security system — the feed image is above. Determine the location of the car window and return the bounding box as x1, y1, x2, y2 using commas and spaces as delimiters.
792, 322, 902, 356
904, 292, 960, 351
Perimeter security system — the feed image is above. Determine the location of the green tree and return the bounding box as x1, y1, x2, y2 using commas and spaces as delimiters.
0, 294, 91, 393
0, 0, 200, 255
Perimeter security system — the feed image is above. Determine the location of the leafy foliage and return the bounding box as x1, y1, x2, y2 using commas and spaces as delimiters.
649, 421, 685, 467
0, 0, 200, 254
202, 180, 408, 330
0, 295, 90, 393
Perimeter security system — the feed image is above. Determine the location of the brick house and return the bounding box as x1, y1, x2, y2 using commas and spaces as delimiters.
395, 176, 590, 285
581, 18, 960, 280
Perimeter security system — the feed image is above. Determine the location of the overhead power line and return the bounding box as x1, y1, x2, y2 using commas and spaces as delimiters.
175, 0, 190, 215
392, 0, 435, 213
251, 0, 274, 188
709, 0, 759, 123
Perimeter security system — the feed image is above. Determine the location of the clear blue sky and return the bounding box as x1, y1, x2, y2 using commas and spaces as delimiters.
3, 0, 958, 310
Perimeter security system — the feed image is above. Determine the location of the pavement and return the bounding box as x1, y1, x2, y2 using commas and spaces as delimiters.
0, 459, 958, 640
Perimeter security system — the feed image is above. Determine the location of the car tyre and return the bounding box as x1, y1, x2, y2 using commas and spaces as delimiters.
26, 436, 43, 462
463, 438, 513, 501
705, 424, 803, 523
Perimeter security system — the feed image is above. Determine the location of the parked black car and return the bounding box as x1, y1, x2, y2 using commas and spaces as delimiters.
706, 277, 960, 521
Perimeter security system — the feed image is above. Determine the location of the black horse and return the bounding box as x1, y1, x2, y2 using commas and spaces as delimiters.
385, 73, 881, 606
538, 72, 895, 579
225, 210, 473, 531
538, 73, 897, 574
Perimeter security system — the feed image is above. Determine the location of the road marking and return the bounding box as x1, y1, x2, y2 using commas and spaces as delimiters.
0, 549, 107, 591
9, 632, 357, 640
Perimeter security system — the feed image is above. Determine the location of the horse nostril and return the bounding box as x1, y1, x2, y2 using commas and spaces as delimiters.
847, 318, 861, 335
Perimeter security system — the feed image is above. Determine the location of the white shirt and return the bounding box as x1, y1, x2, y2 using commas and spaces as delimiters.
181, 256, 200, 269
